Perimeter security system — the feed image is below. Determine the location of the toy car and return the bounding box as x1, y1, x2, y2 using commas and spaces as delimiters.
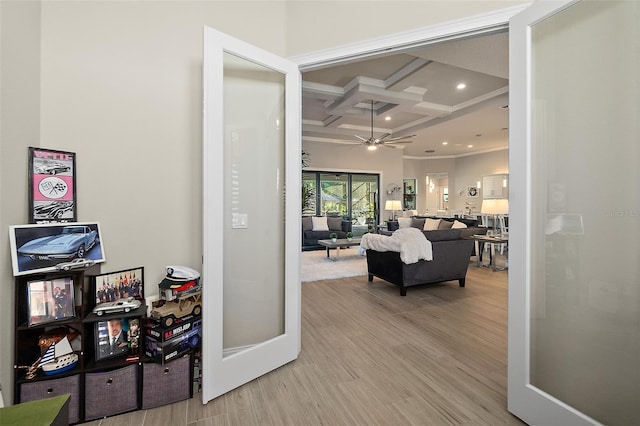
55, 258, 96, 271
150, 292, 202, 327
93, 297, 141, 316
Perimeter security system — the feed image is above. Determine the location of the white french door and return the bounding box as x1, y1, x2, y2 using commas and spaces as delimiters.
509, 1, 639, 425
202, 26, 301, 403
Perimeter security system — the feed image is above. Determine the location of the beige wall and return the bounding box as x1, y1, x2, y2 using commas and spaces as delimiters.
0, 0, 523, 404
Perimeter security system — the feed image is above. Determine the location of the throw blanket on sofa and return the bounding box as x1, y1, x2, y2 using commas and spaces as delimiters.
361, 227, 433, 264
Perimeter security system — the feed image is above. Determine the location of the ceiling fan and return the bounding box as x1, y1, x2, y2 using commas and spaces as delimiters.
355, 100, 415, 150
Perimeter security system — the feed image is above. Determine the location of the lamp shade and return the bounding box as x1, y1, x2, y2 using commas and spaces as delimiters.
481, 198, 509, 215
385, 200, 401, 211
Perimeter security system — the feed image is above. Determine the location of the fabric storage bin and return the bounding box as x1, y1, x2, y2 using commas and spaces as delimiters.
19, 374, 81, 424
142, 354, 191, 409
84, 364, 138, 420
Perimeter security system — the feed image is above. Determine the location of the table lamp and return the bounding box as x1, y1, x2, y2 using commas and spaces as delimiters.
385, 200, 402, 221
480, 198, 509, 236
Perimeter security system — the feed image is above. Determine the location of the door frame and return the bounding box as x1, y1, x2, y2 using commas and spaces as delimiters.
289, 4, 529, 72
290, 0, 528, 418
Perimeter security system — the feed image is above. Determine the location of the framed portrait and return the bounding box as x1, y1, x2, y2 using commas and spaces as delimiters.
467, 186, 479, 198
27, 276, 75, 326
28, 147, 77, 224
93, 267, 144, 307
95, 317, 131, 361
9, 222, 106, 276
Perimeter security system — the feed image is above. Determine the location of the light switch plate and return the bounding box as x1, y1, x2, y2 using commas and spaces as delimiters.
232, 213, 248, 229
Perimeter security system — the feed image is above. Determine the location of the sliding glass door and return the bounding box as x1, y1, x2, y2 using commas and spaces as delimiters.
351, 174, 378, 236
303, 171, 379, 234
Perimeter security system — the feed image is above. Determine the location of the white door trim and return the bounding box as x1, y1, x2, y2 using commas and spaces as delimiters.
289, 4, 530, 71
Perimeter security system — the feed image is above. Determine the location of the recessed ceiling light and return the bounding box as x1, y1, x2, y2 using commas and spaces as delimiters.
385, 116, 391, 121
457, 83, 466, 90
468, 144, 473, 148
442, 141, 448, 145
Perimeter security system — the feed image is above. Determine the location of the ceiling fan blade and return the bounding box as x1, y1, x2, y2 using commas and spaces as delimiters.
377, 133, 392, 142
354, 135, 369, 142
384, 134, 416, 142
385, 140, 413, 145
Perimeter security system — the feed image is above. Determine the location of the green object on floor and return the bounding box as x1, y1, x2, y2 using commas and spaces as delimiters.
0, 394, 69, 426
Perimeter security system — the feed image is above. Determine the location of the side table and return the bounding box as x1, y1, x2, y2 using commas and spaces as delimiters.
470, 235, 509, 271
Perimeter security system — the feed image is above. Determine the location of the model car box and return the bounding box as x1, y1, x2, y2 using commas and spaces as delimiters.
144, 316, 202, 363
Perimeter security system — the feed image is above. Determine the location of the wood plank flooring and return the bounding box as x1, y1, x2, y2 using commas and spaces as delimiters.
87, 263, 524, 425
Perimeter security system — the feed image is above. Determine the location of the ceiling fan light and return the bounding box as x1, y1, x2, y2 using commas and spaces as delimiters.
367, 145, 377, 151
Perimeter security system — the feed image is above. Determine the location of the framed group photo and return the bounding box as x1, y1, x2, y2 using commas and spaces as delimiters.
9, 222, 106, 276
93, 267, 144, 306
28, 147, 77, 224
26, 276, 76, 327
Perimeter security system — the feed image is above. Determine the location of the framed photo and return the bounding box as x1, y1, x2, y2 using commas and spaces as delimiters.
28, 147, 77, 224
93, 267, 144, 306
95, 317, 131, 361
467, 186, 479, 198
9, 222, 105, 276
27, 276, 75, 326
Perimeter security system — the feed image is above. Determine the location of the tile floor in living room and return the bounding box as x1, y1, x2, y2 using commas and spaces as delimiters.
88, 258, 520, 426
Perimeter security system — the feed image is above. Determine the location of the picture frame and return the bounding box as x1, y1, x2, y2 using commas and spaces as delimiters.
467, 186, 479, 198
9, 222, 106, 276
95, 317, 131, 361
28, 147, 77, 224
27, 276, 76, 326
92, 267, 144, 307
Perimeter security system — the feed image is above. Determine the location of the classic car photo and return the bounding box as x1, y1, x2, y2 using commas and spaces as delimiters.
10, 222, 106, 276
33, 200, 74, 221
18, 225, 98, 261
93, 297, 142, 316
35, 162, 71, 175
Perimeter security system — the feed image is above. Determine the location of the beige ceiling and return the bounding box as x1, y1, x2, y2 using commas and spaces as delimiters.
301, 31, 509, 158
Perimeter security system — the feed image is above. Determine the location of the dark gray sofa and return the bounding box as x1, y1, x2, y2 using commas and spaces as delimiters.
302, 216, 352, 251
366, 229, 475, 296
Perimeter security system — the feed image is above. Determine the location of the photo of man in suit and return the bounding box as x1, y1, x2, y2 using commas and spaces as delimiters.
98, 318, 129, 359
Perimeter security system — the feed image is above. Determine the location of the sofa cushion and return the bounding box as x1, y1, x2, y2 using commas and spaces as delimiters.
302, 216, 313, 231
451, 220, 467, 229
327, 216, 344, 231
410, 217, 426, 230
423, 218, 441, 231
438, 220, 454, 230
423, 229, 462, 242
398, 217, 412, 229
311, 216, 329, 231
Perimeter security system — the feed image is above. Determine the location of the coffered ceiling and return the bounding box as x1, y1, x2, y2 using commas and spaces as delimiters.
301, 31, 509, 158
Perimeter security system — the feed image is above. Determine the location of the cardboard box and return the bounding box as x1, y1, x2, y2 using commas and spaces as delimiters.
144, 316, 201, 363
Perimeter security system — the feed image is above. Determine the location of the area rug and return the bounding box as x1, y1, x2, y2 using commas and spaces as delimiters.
301, 248, 368, 282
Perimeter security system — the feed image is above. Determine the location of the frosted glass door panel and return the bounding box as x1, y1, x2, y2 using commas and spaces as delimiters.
529, 2, 639, 424
222, 52, 285, 353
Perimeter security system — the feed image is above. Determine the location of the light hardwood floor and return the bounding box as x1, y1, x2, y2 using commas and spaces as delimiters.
88, 262, 523, 426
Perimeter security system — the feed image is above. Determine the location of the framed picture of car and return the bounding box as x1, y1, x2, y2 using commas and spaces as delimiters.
28, 147, 77, 224
26, 276, 76, 326
9, 222, 106, 276
95, 317, 131, 361
92, 267, 144, 308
